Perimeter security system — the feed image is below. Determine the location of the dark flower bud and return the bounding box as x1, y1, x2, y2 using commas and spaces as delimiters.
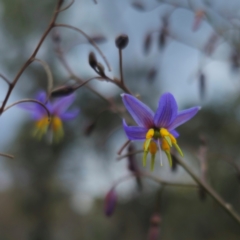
199, 72, 206, 100
144, 33, 152, 54
147, 68, 157, 83
51, 85, 76, 98
148, 214, 161, 240
131, 2, 145, 11
52, 30, 61, 44
96, 62, 106, 77
115, 34, 129, 50
104, 187, 117, 217
89, 52, 98, 69
91, 35, 107, 43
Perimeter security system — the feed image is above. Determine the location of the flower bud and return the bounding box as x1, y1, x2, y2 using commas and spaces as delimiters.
144, 33, 152, 54
51, 86, 76, 98
148, 213, 161, 240
104, 187, 117, 217
115, 34, 129, 50
52, 30, 61, 44
89, 52, 98, 69
96, 62, 106, 77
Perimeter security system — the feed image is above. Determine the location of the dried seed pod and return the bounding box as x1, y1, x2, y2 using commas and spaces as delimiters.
104, 188, 117, 217
89, 52, 98, 69
51, 85, 76, 98
131, 2, 145, 11
128, 144, 143, 191
96, 62, 106, 77
148, 213, 161, 240
52, 30, 61, 44
115, 34, 129, 50
147, 68, 157, 83
199, 72, 206, 100
144, 33, 152, 54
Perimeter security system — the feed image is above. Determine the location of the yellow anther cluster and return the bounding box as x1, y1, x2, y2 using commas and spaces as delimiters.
146, 129, 154, 139
52, 117, 62, 131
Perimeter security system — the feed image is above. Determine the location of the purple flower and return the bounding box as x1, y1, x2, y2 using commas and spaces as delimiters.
121, 92, 200, 169
20, 91, 79, 141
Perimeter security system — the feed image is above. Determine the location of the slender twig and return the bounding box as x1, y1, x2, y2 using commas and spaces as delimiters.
118, 148, 240, 225
0, 152, 14, 159
118, 49, 124, 84
173, 152, 240, 225
117, 140, 131, 155
57, 0, 75, 13
4, 99, 51, 121
55, 46, 111, 103
32, 58, 54, 99
0, 73, 11, 85
0, 0, 64, 115
54, 23, 111, 71
113, 173, 197, 189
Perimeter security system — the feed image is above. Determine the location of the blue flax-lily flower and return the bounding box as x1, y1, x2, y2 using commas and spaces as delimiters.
122, 92, 200, 170
20, 91, 79, 142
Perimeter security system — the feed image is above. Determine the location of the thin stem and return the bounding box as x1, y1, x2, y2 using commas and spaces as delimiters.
173, 153, 240, 226
57, 0, 75, 13
32, 58, 54, 99
56, 51, 110, 103
117, 140, 131, 155
0, 0, 63, 114
119, 149, 240, 225
54, 23, 111, 71
4, 99, 51, 121
0, 152, 14, 159
0, 73, 11, 85
118, 49, 124, 84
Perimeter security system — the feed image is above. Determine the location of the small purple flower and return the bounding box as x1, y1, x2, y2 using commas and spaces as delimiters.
104, 187, 117, 217
20, 91, 79, 141
121, 92, 200, 169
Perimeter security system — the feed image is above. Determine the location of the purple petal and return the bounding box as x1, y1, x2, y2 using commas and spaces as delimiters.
19, 102, 45, 120
154, 92, 178, 128
170, 129, 179, 138
123, 119, 148, 140
35, 91, 47, 103
60, 109, 80, 121
52, 94, 75, 115
167, 106, 201, 131
121, 94, 154, 128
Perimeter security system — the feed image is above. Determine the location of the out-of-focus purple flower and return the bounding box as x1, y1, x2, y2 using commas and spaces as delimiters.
104, 187, 117, 217
20, 91, 79, 141
121, 92, 200, 169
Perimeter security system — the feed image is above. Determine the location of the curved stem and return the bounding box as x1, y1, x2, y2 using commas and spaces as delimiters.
4, 99, 51, 121
118, 149, 240, 225
32, 58, 54, 99
57, 0, 75, 13
54, 23, 111, 71
0, 152, 14, 159
0, 0, 63, 115
0, 73, 11, 85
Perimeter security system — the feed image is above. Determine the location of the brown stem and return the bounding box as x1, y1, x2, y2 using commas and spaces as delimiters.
0, 0, 63, 114
119, 49, 124, 84
0, 73, 11, 85
0, 152, 14, 159
4, 99, 51, 121
53, 23, 111, 71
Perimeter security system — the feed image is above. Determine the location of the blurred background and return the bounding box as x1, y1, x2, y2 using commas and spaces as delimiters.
0, 0, 240, 239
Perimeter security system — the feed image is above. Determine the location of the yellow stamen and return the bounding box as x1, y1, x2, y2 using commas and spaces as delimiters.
161, 138, 170, 152
51, 116, 64, 142
33, 117, 50, 139
160, 128, 170, 138
146, 129, 154, 139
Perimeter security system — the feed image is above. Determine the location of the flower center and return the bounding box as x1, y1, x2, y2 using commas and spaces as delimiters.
143, 128, 183, 170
